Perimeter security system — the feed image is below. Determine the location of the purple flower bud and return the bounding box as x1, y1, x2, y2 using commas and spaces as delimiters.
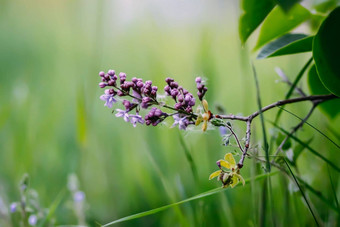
99, 71, 105, 77
184, 95, 191, 103
164, 85, 171, 93
145, 80, 152, 85
195, 77, 202, 83
104, 74, 110, 81
152, 86, 158, 91
109, 88, 115, 94
108, 70, 115, 76
170, 89, 178, 97
145, 120, 151, 125
117, 90, 124, 96
141, 97, 152, 109
119, 72, 126, 84
137, 81, 144, 88
108, 80, 116, 86
182, 89, 188, 95
178, 95, 184, 102
123, 100, 131, 110
174, 103, 182, 109
189, 99, 195, 106
170, 81, 178, 88
119, 72, 126, 79
154, 108, 163, 117
99, 82, 107, 88
132, 77, 138, 83
166, 77, 175, 84
185, 107, 192, 113
151, 90, 157, 96
197, 84, 203, 90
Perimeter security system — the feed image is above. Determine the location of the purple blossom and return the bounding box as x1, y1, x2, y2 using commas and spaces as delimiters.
73, 191, 85, 202
130, 114, 145, 127
172, 114, 189, 130
100, 89, 117, 108
115, 109, 130, 122
28, 215, 38, 226
10, 202, 17, 213
219, 126, 228, 136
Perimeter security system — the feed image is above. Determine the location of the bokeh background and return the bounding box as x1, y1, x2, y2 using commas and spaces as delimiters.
1, 0, 339, 226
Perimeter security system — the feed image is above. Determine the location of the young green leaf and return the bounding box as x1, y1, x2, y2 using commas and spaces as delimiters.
257, 34, 313, 59
308, 64, 340, 118
239, 0, 276, 44
313, 7, 340, 97
255, 4, 311, 49
276, 0, 301, 12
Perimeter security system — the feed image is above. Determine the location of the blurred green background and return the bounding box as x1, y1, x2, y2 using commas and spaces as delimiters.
1, 0, 339, 226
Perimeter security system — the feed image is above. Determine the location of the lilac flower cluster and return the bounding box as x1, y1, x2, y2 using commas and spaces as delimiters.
195, 77, 208, 101
164, 77, 196, 113
98, 69, 209, 130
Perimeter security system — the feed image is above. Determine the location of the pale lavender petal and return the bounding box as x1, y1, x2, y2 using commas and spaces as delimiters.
28, 215, 38, 226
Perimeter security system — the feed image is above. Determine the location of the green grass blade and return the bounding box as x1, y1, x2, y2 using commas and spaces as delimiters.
178, 133, 198, 181
102, 172, 278, 226
273, 57, 313, 124
327, 164, 339, 209
39, 188, 66, 227
271, 122, 340, 173
278, 106, 340, 150
252, 64, 270, 172
284, 159, 319, 226
296, 175, 340, 214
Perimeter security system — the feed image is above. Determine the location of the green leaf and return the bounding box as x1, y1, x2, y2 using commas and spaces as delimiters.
277, 0, 301, 12
239, 0, 276, 44
313, 7, 340, 97
255, 4, 311, 49
102, 172, 278, 226
308, 64, 340, 118
257, 34, 313, 59
313, 0, 338, 13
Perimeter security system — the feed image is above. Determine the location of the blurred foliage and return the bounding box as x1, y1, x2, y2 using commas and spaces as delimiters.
0, 0, 339, 226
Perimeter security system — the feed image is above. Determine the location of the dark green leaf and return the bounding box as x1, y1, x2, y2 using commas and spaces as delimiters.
255, 4, 311, 49
257, 34, 313, 59
277, 0, 301, 12
308, 64, 340, 118
239, 0, 276, 44
313, 7, 340, 97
